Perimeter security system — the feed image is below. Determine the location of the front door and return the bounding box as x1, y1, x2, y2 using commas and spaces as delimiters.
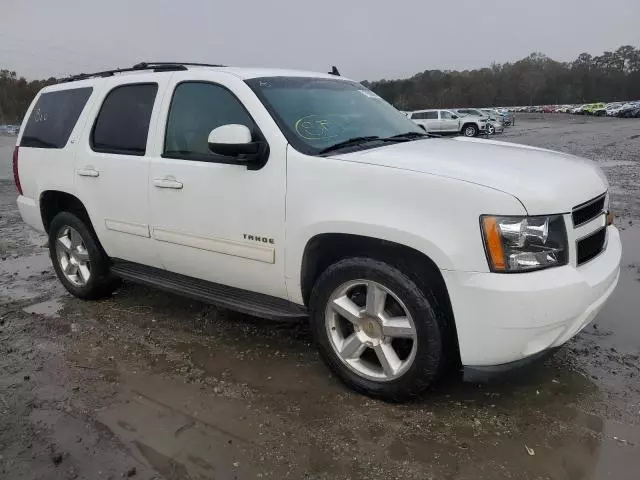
439, 110, 460, 133
147, 72, 288, 299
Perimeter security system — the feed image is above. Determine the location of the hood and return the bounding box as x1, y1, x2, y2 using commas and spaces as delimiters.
334, 137, 608, 215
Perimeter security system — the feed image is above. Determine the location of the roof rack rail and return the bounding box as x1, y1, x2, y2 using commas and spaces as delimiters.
58, 61, 225, 83
133, 61, 225, 69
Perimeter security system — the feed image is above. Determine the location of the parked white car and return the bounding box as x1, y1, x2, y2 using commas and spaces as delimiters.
408, 109, 488, 136
14, 63, 621, 400
453, 108, 505, 133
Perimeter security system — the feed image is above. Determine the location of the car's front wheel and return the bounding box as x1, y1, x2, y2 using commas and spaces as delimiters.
49, 211, 120, 299
310, 257, 450, 400
462, 124, 478, 137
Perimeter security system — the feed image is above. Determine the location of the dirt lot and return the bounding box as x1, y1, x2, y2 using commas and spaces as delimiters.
1, 115, 640, 480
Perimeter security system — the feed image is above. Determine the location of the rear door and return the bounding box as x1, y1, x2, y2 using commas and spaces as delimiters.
409, 111, 428, 130
74, 74, 172, 267
422, 111, 440, 132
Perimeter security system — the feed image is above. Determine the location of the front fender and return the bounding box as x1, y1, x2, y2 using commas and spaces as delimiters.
284, 148, 526, 303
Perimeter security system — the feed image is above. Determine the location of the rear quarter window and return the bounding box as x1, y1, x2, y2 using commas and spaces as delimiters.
20, 87, 93, 149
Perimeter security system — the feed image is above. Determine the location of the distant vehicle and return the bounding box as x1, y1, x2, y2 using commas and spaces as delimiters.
618, 103, 640, 118
481, 108, 513, 126
0, 124, 19, 135
594, 103, 623, 116
582, 103, 606, 115
408, 109, 489, 136
613, 101, 640, 117
453, 108, 487, 118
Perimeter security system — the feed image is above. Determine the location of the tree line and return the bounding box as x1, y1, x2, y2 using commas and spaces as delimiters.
1, 45, 639, 123
0, 70, 55, 124
362, 45, 640, 110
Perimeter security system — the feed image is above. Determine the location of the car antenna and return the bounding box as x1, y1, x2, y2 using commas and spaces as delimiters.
328, 66, 340, 76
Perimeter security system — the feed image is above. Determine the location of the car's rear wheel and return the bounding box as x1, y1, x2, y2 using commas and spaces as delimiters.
310, 257, 449, 401
462, 124, 478, 137
49, 211, 120, 299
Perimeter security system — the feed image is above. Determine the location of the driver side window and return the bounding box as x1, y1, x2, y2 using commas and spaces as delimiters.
441, 111, 455, 120
163, 82, 257, 161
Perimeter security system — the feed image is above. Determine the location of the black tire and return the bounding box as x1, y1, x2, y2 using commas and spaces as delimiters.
462, 123, 478, 137
309, 257, 450, 401
48, 211, 120, 300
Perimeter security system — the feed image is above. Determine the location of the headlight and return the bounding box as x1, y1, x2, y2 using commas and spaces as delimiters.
480, 215, 568, 272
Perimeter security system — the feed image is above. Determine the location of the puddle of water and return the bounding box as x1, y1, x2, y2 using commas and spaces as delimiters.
0, 252, 55, 301
593, 224, 640, 351
0, 252, 51, 277
97, 375, 287, 479
23, 298, 63, 318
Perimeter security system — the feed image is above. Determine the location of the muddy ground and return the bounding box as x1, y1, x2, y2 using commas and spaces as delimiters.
1, 115, 639, 479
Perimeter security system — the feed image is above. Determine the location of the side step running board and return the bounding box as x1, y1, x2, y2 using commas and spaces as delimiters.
110, 260, 308, 321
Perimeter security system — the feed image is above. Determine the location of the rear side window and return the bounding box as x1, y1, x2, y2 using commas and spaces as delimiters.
21, 87, 92, 149
424, 111, 438, 119
91, 83, 158, 156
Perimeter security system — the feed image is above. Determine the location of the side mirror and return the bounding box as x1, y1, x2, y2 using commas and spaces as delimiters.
208, 124, 263, 161
451, 115, 459, 119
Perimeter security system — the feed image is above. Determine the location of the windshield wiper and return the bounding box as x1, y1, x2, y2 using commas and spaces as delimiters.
386, 131, 439, 139
318, 136, 383, 155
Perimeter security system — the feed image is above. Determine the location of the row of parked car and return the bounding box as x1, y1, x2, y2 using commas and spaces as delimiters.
511, 101, 640, 118
0, 124, 20, 135
403, 108, 514, 137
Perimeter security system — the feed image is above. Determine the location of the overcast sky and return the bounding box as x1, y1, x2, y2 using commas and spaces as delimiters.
2, 0, 639, 81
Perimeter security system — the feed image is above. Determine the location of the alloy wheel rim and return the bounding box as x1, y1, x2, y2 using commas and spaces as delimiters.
55, 226, 91, 287
465, 127, 475, 136
325, 280, 418, 382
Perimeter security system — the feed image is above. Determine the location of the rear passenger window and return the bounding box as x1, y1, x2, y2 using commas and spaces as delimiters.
163, 82, 256, 161
425, 111, 438, 119
411, 112, 426, 120
91, 83, 158, 156
21, 87, 92, 149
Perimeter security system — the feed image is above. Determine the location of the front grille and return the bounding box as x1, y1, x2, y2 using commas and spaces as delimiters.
577, 228, 606, 265
572, 194, 606, 227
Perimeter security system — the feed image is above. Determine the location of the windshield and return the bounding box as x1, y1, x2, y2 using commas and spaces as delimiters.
245, 76, 424, 155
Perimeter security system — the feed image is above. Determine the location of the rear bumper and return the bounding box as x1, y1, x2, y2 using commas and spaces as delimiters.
443, 226, 621, 367
17, 195, 45, 232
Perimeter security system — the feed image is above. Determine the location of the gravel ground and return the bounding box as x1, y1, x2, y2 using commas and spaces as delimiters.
1, 115, 640, 479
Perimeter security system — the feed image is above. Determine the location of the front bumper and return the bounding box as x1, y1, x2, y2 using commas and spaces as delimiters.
443, 226, 621, 367
463, 347, 560, 382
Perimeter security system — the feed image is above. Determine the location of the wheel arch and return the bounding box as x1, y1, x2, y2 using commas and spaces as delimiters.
300, 232, 460, 363
40, 190, 94, 234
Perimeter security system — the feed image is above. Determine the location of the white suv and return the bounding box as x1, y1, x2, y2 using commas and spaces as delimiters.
408, 109, 488, 136
14, 62, 621, 400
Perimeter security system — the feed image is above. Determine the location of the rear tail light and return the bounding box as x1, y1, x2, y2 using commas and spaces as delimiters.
13, 146, 23, 195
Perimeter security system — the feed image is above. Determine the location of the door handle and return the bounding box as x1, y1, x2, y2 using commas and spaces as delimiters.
153, 176, 183, 189
76, 166, 99, 177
